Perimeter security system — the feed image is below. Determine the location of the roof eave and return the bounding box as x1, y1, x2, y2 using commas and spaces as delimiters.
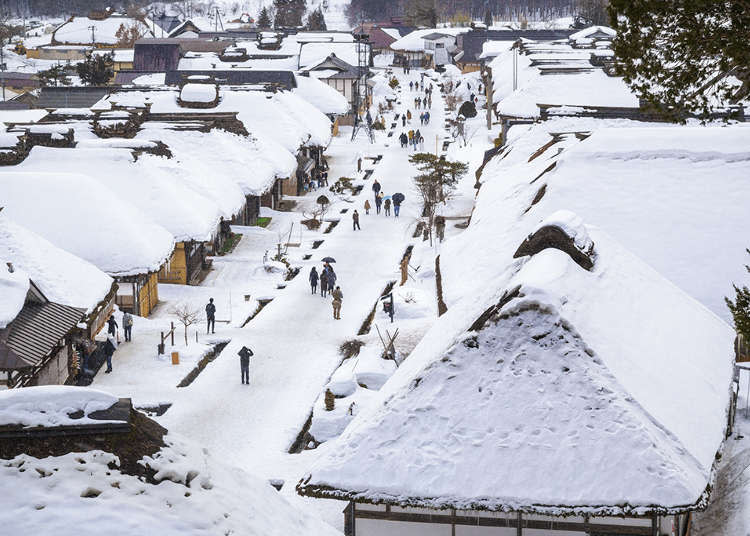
296, 481, 712, 518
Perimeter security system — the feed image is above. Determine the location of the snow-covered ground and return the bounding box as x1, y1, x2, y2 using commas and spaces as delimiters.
79, 64, 475, 529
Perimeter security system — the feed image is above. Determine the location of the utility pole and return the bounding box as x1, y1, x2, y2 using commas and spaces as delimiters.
88, 25, 96, 45
0, 45, 5, 101
482, 65, 493, 130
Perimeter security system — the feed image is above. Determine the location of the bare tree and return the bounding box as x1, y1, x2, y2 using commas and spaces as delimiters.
170, 302, 201, 345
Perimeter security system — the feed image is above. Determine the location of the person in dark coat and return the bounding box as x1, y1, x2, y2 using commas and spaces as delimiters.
326, 264, 337, 289
400, 132, 408, 148
409, 81, 413, 91
320, 267, 329, 298
393, 198, 402, 218
402, 114, 406, 127
384, 198, 392, 216
353, 209, 361, 231
205, 298, 216, 334
238, 346, 253, 384
372, 179, 381, 201
106, 315, 118, 338
104, 335, 117, 373
375, 192, 383, 214
309, 267, 318, 294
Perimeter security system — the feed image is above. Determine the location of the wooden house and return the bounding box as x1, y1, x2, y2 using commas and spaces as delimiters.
302, 53, 365, 111
298, 215, 735, 536
0, 273, 85, 388
158, 241, 207, 285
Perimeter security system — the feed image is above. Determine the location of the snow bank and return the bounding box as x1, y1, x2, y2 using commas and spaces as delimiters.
0, 215, 113, 314
0, 432, 341, 536
0, 386, 119, 428
0, 260, 28, 329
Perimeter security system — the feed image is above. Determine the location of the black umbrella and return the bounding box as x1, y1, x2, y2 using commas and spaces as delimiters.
392, 193, 406, 204
321, 257, 336, 263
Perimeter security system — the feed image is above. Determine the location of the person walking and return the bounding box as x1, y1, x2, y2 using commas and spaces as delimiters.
375, 192, 383, 214
327, 265, 337, 289
402, 114, 406, 127
419, 135, 425, 151
309, 267, 318, 295
406, 110, 412, 121
372, 179, 381, 201
104, 335, 117, 374
352, 209, 361, 231
320, 266, 329, 298
409, 81, 413, 91
205, 298, 216, 334
364, 199, 371, 215
106, 314, 118, 339
399, 132, 407, 148
426, 110, 431, 124
435, 215, 446, 242
238, 346, 253, 384
408, 129, 414, 147
393, 198, 402, 218
331, 286, 343, 320
122, 311, 133, 342
384, 198, 392, 216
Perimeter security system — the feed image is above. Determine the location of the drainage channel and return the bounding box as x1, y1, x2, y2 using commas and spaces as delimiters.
176, 341, 229, 388
357, 280, 397, 336
312, 240, 324, 249
323, 219, 340, 234
340, 208, 349, 214
303, 254, 312, 260
363, 169, 374, 181
136, 403, 172, 416
241, 297, 274, 327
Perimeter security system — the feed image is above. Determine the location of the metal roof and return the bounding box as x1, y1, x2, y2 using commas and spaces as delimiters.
0, 300, 84, 370
458, 29, 577, 63
34, 87, 110, 109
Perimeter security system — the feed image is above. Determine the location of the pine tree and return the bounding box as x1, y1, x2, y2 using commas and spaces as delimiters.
257, 6, 272, 28
483, 7, 492, 27
609, 0, 750, 120
76, 53, 114, 86
726, 249, 750, 343
306, 7, 327, 31
38, 64, 72, 87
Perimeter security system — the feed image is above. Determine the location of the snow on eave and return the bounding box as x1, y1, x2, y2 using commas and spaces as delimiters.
292, 74, 349, 115
298, 482, 713, 518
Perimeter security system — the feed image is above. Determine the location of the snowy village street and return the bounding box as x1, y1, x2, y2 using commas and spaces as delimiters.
89, 67, 456, 524
3, 6, 750, 536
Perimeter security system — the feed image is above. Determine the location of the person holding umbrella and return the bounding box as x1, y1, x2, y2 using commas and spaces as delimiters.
392, 193, 405, 217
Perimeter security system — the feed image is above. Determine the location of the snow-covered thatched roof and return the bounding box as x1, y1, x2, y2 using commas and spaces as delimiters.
0, 260, 28, 330
293, 74, 349, 115
299, 216, 734, 514
0, 172, 174, 277
53, 15, 153, 45
0, 215, 113, 315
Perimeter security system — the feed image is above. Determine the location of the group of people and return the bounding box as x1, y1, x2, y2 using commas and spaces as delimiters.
303, 170, 329, 192
371, 179, 402, 217
309, 263, 344, 319
399, 130, 424, 151
419, 111, 431, 125
101, 311, 134, 374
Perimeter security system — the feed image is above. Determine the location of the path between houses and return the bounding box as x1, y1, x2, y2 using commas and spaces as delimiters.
159, 75, 448, 487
